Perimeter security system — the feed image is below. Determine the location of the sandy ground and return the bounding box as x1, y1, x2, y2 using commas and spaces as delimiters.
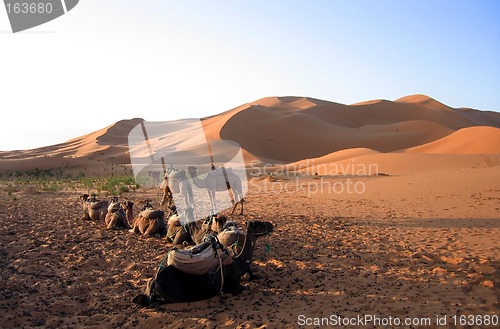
0, 166, 498, 328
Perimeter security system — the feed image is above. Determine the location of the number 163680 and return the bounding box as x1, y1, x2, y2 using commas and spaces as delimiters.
6, 2, 53, 14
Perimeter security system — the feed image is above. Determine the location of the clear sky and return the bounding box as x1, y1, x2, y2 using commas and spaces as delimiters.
1, 0, 499, 151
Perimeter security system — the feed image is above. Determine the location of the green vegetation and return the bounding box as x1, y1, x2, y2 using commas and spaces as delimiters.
0, 174, 139, 197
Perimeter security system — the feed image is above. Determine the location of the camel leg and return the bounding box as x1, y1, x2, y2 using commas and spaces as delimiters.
239, 198, 244, 215
230, 198, 244, 216
160, 186, 173, 206
122, 216, 132, 229
106, 213, 120, 230
100, 209, 107, 222
209, 190, 217, 214
230, 202, 238, 215
173, 230, 187, 245
145, 220, 160, 236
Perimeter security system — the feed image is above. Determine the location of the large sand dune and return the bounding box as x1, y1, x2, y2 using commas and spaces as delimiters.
405, 126, 500, 154
1, 94, 499, 175
220, 95, 500, 163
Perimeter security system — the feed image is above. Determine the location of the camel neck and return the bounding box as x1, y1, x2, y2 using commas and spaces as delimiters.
189, 171, 206, 188
235, 226, 257, 261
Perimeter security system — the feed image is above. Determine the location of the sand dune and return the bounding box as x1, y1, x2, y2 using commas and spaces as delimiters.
395, 94, 453, 111
280, 148, 380, 173
405, 126, 500, 155
219, 95, 499, 162
322, 153, 500, 175
1, 95, 499, 175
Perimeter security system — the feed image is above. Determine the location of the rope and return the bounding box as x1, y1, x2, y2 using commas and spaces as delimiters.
226, 222, 271, 259
217, 248, 224, 295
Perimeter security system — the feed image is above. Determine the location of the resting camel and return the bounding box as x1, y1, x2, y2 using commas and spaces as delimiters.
132, 260, 243, 306
218, 220, 274, 280
130, 201, 166, 236
79, 194, 91, 220
165, 207, 195, 245
160, 170, 194, 210
187, 166, 244, 215
194, 215, 228, 244
80, 194, 109, 221
166, 209, 228, 245
105, 197, 133, 230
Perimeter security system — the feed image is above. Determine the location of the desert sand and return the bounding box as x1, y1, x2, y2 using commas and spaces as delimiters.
0, 94, 499, 328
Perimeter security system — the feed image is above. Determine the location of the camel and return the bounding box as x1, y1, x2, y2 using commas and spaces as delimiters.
160, 170, 194, 211
187, 166, 244, 215
132, 261, 244, 306
80, 194, 109, 221
217, 220, 274, 280
79, 194, 91, 220
105, 197, 133, 230
130, 200, 166, 236
194, 214, 228, 244
166, 209, 228, 245
165, 207, 196, 245
147, 170, 161, 187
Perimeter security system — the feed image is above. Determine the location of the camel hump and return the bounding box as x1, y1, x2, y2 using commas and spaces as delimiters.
169, 170, 186, 179
140, 209, 164, 219
89, 200, 108, 210
167, 214, 181, 227
107, 202, 121, 213
167, 241, 233, 275
217, 229, 245, 247
208, 167, 234, 177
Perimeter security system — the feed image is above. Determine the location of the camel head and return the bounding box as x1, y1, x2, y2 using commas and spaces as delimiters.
80, 194, 89, 202
246, 220, 274, 236
212, 215, 228, 232
204, 214, 227, 233
187, 166, 197, 175
140, 200, 154, 211
167, 205, 178, 217
222, 220, 239, 231
121, 200, 134, 211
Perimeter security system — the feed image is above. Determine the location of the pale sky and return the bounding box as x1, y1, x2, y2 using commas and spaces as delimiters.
1, 0, 499, 151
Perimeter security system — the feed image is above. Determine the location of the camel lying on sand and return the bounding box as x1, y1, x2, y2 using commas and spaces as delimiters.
217, 220, 274, 280
166, 210, 228, 245
80, 194, 109, 221
132, 239, 244, 306
105, 197, 133, 230
130, 201, 166, 236
165, 207, 194, 245
79, 194, 91, 220
193, 214, 228, 244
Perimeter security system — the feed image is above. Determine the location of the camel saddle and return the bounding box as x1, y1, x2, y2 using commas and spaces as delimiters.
167, 238, 233, 275
107, 203, 120, 213
217, 227, 246, 257
167, 214, 182, 227
89, 200, 107, 210
140, 209, 164, 220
